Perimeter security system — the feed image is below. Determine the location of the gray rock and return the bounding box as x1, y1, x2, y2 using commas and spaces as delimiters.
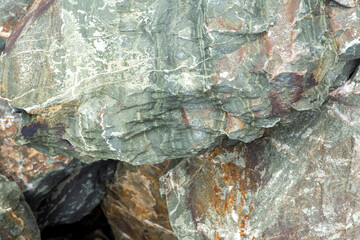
0, 174, 40, 240
24, 159, 118, 229
1, 0, 359, 164
160, 68, 360, 239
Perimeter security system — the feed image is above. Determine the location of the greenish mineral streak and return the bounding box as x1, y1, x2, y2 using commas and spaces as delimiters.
0, 0, 359, 164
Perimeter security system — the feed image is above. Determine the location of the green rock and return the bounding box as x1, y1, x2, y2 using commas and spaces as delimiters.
0, 174, 40, 240
1, 0, 359, 164
160, 68, 360, 239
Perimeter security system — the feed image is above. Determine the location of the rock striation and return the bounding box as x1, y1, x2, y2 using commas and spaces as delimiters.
160, 68, 360, 239
0, 0, 359, 165
0, 0, 359, 239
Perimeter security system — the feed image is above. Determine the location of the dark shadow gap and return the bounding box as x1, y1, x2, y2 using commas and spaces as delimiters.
41, 205, 115, 240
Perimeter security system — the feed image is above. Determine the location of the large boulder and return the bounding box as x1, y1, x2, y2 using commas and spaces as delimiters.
1, 0, 359, 164
160, 68, 360, 239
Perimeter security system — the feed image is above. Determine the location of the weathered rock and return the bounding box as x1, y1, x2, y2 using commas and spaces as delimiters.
1, 0, 359, 164
24, 159, 118, 229
102, 161, 177, 240
0, 0, 33, 34
0, 99, 72, 191
0, 174, 40, 240
160, 68, 360, 239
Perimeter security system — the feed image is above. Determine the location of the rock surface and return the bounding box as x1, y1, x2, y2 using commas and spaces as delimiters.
24, 159, 118, 229
0, 99, 72, 191
160, 68, 360, 239
0, 0, 360, 239
0, 0, 359, 164
0, 174, 40, 240
102, 161, 177, 240
0, 0, 33, 36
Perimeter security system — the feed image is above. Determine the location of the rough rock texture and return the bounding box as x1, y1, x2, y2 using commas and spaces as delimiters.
0, 0, 359, 165
160, 68, 360, 239
102, 161, 177, 240
0, 99, 72, 190
0, 0, 33, 36
0, 174, 40, 240
24, 159, 118, 229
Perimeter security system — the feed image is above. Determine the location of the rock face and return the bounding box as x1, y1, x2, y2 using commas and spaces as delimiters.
0, 0, 359, 165
160, 69, 360, 239
0, 99, 72, 190
0, 174, 40, 240
0, 0, 33, 35
0, 0, 360, 239
24, 159, 118, 229
102, 161, 177, 240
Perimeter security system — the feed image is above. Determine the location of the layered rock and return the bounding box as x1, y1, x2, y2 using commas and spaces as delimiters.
0, 0, 359, 165
160, 69, 360, 239
0, 174, 40, 240
102, 161, 177, 239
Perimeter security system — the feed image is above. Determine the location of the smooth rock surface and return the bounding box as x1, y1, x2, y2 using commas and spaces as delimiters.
102, 161, 177, 240
160, 68, 360, 239
0, 174, 40, 240
1, 0, 359, 164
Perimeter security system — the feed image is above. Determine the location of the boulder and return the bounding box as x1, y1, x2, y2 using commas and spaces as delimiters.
1, 0, 359, 164
160, 68, 360, 239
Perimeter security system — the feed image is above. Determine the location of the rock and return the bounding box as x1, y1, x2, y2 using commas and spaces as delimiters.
328, 0, 360, 61
24, 159, 118, 229
102, 161, 177, 240
0, 174, 40, 240
0, 99, 72, 191
0, 37, 5, 52
333, 0, 357, 8
1, 0, 359, 165
0, 0, 33, 32
160, 68, 360, 239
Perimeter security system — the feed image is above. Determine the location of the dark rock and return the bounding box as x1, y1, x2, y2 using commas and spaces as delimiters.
0, 37, 5, 52
24, 159, 118, 229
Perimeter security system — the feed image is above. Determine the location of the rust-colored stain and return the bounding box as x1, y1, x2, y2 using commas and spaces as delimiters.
4, 0, 59, 54
185, 144, 262, 238
215, 47, 245, 84
226, 115, 244, 133
11, 211, 24, 227
214, 232, 224, 240
102, 161, 176, 239
207, 18, 242, 31
0, 103, 71, 190
181, 108, 190, 125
